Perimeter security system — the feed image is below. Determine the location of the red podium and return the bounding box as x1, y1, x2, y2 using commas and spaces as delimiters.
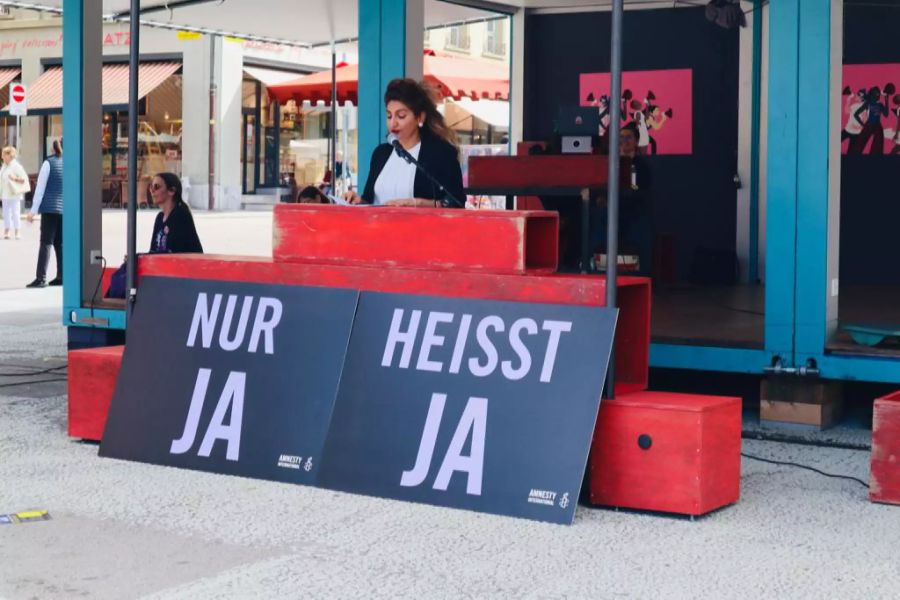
466, 153, 629, 272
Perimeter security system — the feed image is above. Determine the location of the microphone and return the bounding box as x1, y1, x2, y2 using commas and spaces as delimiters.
384, 133, 463, 208
388, 134, 414, 164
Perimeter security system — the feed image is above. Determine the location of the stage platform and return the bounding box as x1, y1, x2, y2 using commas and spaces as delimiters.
651, 283, 900, 358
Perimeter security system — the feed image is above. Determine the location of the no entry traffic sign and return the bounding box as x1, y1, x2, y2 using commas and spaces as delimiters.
9, 83, 27, 116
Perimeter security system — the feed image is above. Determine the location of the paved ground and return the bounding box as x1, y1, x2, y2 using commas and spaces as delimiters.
0, 287, 897, 599
0, 209, 272, 291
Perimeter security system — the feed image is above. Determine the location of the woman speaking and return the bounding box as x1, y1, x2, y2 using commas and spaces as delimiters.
344, 78, 464, 208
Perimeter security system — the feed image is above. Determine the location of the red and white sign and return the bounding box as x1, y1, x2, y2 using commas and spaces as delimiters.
8, 83, 26, 116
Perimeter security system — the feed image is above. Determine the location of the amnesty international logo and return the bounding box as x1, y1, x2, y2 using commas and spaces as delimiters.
559, 493, 570, 510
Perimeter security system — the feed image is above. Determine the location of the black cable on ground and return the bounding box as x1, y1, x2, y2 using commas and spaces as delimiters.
0, 378, 67, 389
742, 430, 871, 452
0, 365, 67, 377
742, 452, 870, 489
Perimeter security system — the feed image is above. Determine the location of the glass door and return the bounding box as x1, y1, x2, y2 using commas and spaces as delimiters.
242, 112, 257, 194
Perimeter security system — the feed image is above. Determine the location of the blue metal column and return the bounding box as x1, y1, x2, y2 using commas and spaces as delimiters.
358, 0, 407, 188
62, 0, 125, 331
794, 0, 832, 359
763, 0, 801, 363
61, 0, 84, 321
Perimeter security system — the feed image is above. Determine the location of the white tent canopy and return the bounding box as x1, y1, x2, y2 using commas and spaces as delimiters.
15, 0, 511, 46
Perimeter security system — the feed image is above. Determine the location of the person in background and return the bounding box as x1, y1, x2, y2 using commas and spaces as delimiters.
148, 172, 203, 254
104, 172, 202, 300
591, 122, 654, 275
26, 139, 63, 288
297, 185, 328, 204
343, 78, 464, 208
0, 146, 30, 240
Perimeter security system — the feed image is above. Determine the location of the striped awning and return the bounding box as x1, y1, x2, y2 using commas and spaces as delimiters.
0, 67, 22, 91
3, 62, 180, 113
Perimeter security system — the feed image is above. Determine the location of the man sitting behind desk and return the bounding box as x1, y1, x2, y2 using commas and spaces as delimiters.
591, 122, 654, 275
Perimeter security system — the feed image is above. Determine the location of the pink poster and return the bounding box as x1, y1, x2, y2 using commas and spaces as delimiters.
841, 63, 900, 155
580, 69, 693, 155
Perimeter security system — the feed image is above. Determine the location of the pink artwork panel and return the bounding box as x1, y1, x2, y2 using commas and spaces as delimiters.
580, 69, 693, 155
841, 63, 900, 155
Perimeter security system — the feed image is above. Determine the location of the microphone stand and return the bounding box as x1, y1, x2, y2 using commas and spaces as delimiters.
390, 141, 464, 208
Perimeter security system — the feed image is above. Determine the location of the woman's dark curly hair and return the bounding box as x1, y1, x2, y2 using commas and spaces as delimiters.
384, 78, 457, 151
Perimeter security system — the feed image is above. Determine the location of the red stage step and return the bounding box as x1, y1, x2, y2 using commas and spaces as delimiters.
273, 204, 559, 275
139, 254, 650, 394
68, 345, 124, 441
871, 391, 900, 506
589, 390, 742, 516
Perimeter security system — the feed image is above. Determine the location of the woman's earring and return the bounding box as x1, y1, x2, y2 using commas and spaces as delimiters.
418, 122, 424, 128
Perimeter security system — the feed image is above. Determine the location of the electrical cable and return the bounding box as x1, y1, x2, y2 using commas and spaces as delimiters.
742, 451, 870, 489
0, 365, 67, 376
89, 256, 108, 322
0, 378, 67, 389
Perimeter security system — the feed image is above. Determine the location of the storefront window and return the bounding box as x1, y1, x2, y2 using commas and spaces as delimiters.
139, 73, 183, 178
260, 92, 358, 197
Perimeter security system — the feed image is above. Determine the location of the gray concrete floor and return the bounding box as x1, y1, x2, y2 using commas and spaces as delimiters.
0, 290, 898, 599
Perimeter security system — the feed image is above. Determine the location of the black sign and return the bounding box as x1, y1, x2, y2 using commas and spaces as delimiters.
100, 277, 358, 485
317, 292, 617, 524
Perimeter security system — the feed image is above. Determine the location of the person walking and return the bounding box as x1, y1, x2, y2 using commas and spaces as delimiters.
26, 139, 63, 288
0, 146, 30, 240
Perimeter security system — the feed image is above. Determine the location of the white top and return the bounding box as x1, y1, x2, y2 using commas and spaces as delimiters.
0, 159, 29, 200
373, 142, 420, 205
30, 160, 51, 214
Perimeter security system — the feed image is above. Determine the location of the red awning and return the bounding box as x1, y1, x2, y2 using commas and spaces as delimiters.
4, 62, 180, 112
0, 67, 21, 91
269, 51, 509, 105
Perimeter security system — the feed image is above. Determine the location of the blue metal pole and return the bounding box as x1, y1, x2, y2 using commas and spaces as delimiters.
358, 0, 406, 189
61, 0, 84, 322
764, 0, 800, 361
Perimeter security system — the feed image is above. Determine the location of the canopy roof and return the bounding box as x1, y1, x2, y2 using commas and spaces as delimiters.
269, 51, 509, 104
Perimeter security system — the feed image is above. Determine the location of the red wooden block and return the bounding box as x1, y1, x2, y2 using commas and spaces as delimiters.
68, 345, 124, 441
469, 155, 611, 189
273, 204, 559, 275
590, 391, 742, 516
139, 254, 651, 394
871, 391, 900, 505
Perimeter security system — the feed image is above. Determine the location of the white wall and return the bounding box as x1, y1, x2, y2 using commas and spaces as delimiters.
217, 37, 244, 210
181, 35, 212, 210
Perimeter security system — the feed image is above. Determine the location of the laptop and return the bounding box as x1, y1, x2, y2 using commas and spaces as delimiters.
556, 107, 601, 136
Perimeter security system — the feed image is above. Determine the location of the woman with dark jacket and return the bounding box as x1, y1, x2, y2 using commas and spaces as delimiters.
148, 172, 203, 254
344, 78, 464, 208
105, 172, 202, 299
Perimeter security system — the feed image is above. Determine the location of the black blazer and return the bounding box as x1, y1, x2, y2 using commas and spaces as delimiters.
361, 132, 465, 208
